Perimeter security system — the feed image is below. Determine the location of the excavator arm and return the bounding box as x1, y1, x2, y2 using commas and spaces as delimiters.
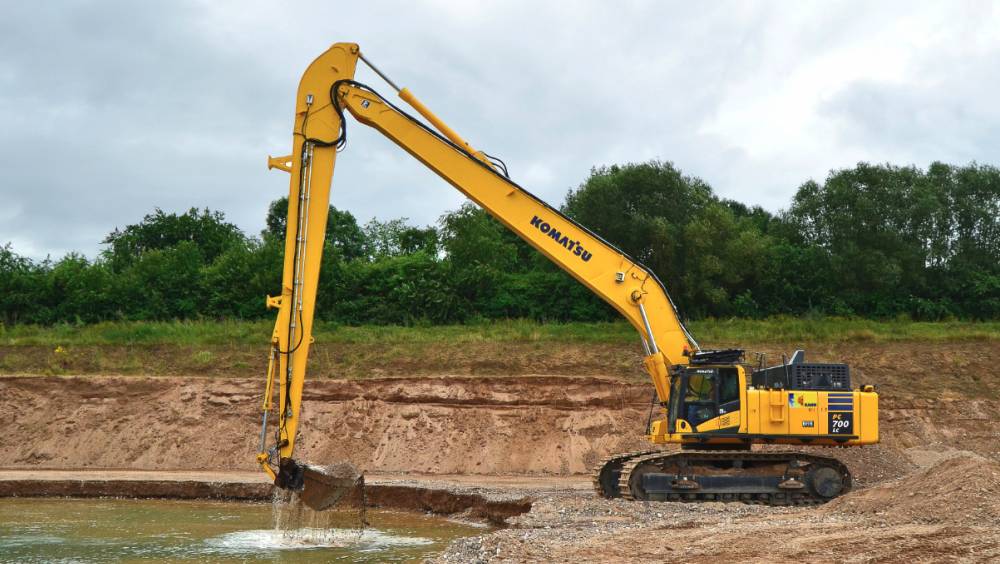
257, 42, 699, 499
339, 81, 700, 366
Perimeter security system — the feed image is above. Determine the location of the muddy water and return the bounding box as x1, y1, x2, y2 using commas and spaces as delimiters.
0, 498, 484, 562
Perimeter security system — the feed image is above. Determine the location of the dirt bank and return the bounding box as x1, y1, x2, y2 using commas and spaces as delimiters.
0, 470, 534, 525
4, 372, 999, 481
822, 453, 1000, 525
3, 375, 648, 475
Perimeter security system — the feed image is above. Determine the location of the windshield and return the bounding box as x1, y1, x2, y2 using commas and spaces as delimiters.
682, 368, 718, 428
668, 373, 681, 431
686, 371, 715, 402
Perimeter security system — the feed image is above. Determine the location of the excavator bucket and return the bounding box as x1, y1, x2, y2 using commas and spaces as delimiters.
275, 458, 363, 511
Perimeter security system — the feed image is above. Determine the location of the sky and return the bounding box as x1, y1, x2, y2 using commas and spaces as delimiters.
2, 0, 999, 259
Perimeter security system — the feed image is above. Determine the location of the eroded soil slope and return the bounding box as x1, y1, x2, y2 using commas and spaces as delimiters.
4, 370, 998, 481
3, 375, 649, 474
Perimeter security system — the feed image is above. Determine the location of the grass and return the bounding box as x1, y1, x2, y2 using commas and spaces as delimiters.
0, 317, 996, 347
0, 318, 996, 385
689, 317, 1000, 344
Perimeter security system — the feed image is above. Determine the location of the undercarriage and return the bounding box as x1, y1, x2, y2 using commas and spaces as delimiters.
594, 449, 851, 505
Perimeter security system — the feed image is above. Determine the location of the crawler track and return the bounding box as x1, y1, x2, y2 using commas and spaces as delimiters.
596, 450, 851, 505
592, 449, 666, 498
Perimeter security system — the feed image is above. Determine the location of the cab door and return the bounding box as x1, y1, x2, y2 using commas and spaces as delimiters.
716, 367, 741, 431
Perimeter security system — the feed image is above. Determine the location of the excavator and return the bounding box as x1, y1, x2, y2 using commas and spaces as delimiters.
255, 42, 880, 509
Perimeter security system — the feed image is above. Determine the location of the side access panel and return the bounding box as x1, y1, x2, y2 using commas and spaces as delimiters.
787, 391, 820, 436
748, 389, 789, 435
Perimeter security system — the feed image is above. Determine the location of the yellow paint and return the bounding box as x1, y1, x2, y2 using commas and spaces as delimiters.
718, 410, 739, 429
256, 43, 361, 477
788, 401, 819, 436
764, 389, 790, 434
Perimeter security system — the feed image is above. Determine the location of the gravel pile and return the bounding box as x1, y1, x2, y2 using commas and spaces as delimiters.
822, 452, 1000, 525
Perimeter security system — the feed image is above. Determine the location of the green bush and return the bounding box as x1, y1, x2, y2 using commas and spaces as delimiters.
1, 159, 997, 326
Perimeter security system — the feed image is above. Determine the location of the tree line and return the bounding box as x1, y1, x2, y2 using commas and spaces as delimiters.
2, 160, 997, 326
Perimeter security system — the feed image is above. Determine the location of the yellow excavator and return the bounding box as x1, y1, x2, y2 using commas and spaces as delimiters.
255, 42, 879, 508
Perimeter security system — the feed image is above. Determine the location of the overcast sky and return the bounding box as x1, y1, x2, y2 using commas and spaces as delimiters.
2, 1, 999, 259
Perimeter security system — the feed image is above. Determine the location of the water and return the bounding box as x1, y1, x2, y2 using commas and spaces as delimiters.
0, 498, 484, 562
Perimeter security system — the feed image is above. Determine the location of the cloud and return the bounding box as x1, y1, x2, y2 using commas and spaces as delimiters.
1, 0, 999, 259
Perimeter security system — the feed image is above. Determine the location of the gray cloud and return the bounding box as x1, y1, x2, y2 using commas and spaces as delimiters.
2, 0, 999, 259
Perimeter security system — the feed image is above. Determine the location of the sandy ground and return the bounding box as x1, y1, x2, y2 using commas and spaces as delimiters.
3, 339, 1000, 562
436, 452, 1000, 563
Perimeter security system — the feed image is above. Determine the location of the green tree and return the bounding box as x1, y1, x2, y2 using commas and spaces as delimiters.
264, 197, 366, 260
201, 237, 284, 319
114, 241, 205, 320
439, 203, 523, 271
362, 218, 439, 259
0, 244, 39, 325
328, 252, 459, 324
41, 254, 115, 323
925, 162, 1000, 317
784, 162, 984, 317
103, 208, 244, 271
562, 160, 769, 317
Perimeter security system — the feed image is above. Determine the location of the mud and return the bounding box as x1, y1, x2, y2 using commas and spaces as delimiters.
0, 472, 270, 501
298, 461, 363, 511
0, 470, 534, 525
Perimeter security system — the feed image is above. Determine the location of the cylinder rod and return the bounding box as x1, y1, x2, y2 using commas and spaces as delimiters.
359, 51, 493, 168
358, 52, 401, 92
638, 302, 659, 354
258, 411, 269, 452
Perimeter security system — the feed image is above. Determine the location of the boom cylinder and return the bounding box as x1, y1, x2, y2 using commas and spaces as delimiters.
397, 88, 493, 166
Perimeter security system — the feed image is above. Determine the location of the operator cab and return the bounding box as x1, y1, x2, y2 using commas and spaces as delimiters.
668, 365, 742, 433
667, 348, 746, 434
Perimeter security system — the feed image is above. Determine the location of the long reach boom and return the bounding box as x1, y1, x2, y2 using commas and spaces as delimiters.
257, 43, 878, 507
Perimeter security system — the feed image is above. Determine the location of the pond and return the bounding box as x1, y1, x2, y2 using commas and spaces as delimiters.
0, 497, 485, 562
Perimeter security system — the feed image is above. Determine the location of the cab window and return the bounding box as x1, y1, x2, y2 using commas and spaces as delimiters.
684, 370, 716, 426
685, 372, 715, 402
719, 368, 739, 405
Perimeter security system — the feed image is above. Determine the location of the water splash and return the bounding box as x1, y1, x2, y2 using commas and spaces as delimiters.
204, 528, 432, 552
271, 488, 366, 531
204, 485, 429, 554
202, 482, 432, 554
